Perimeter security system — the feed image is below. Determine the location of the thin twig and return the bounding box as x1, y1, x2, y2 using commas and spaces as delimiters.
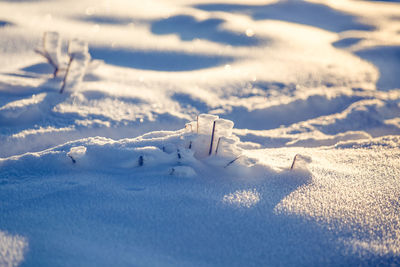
224, 155, 241, 168
208, 120, 216, 156
34, 48, 59, 77
290, 154, 299, 170
42, 32, 59, 77
59, 54, 74, 94
68, 155, 76, 164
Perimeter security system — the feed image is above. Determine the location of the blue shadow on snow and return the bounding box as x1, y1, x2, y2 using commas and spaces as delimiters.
151, 15, 263, 46
0, 20, 12, 27
90, 47, 235, 71
77, 15, 133, 25
194, 1, 375, 33
355, 46, 400, 90
21, 63, 55, 75
332, 37, 364, 48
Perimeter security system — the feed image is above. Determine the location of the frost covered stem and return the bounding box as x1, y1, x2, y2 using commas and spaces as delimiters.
209, 120, 217, 156
35, 32, 61, 78
196, 115, 199, 134
290, 154, 298, 170
60, 54, 74, 94
34, 49, 59, 78
215, 137, 222, 155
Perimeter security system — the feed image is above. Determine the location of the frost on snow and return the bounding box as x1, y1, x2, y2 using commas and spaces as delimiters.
290, 154, 312, 171
222, 189, 261, 208
0, 231, 27, 267
169, 166, 196, 177
185, 114, 239, 160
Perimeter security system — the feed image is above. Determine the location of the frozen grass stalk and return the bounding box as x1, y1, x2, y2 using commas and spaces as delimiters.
215, 137, 222, 155
35, 32, 62, 77
60, 39, 91, 94
35, 32, 91, 94
196, 115, 199, 134
60, 53, 74, 94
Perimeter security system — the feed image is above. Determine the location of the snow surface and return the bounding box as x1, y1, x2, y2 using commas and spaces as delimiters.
0, 0, 400, 266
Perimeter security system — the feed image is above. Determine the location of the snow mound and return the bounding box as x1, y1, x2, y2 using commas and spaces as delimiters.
1, 115, 288, 178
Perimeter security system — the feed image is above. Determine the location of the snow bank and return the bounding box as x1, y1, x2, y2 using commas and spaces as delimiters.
0, 114, 284, 179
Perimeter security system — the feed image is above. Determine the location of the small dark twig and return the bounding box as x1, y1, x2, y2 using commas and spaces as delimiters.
224, 156, 241, 168
34, 48, 59, 78
208, 120, 216, 156
68, 155, 76, 164
290, 154, 299, 170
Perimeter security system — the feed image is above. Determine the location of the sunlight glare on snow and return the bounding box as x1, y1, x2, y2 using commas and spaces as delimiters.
0, 231, 28, 267
245, 28, 255, 37
222, 189, 261, 208
275, 148, 400, 256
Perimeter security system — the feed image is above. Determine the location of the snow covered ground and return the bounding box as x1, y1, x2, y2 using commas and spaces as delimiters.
0, 0, 399, 266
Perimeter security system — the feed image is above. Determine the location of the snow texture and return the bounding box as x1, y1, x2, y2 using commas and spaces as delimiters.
0, 0, 399, 266
0, 231, 27, 267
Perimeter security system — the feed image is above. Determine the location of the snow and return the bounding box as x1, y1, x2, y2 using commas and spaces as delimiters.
0, 0, 399, 266
0, 231, 27, 267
